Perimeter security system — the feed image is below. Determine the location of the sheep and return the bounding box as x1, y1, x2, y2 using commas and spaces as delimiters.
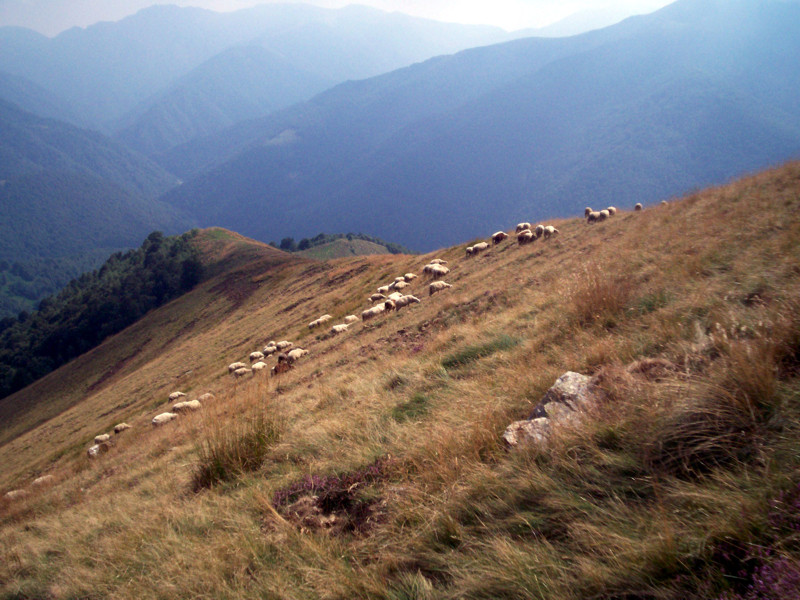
387, 292, 404, 301
362, 304, 386, 321
308, 314, 333, 329
263, 345, 278, 355
607, 206, 617, 216
516, 222, 531, 233
152, 412, 177, 426
114, 423, 132, 434
249, 351, 265, 362
533, 224, 545, 239
233, 367, 252, 378
228, 362, 247, 373
331, 323, 349, 335
465, 246, 474, 256
390, 280, 410, 291
393, 276, 406, 283
661, 200, 668, 206
585, 207, 593, 218
4, 489, 28, 500
32, 475, 54, 487
599, 209, 610, 220
429, 281, 452, 296
275, 341, 293, 351
377, 285, 391, 295
543, 225, 559, 239
344, 315, 358, 324
370, 293, 386, 302
251, 361, 268, 372
587, 210, 605, 224
517, 229, 534, 245
286, 348, 309, 363
173, 399, 201, 412
492, 231, 509, 244
428, 259, 448, 265
94, 433, 111, 445
391, 295, 421, 310
426, 264, 450, 279
472, 241, 489, 254
265, 341, 277, 349
271, 362, 293, 376
634, 203, 643, 211
197, 393, 215, 402
168, 391, 186, 401
403, 273, 417, 282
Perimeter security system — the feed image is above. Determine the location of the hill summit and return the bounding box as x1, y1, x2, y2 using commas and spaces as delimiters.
1, 162, 800, 598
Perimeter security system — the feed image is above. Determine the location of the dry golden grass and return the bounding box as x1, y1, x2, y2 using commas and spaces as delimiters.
1, 163, 800, 599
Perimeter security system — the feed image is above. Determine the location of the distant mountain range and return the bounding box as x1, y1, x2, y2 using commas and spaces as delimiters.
161, 0, 800, 251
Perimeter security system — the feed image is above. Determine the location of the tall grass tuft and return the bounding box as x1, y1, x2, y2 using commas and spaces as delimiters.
441, 335, 520, 370
192, 411, 280, 491
569, 262, 633, 327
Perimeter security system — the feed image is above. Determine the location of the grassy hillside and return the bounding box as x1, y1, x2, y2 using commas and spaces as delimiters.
296, 238, 396, 260
1, 163, 800, 599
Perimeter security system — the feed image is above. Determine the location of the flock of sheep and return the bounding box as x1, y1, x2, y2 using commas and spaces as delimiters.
3, 200, 658, 499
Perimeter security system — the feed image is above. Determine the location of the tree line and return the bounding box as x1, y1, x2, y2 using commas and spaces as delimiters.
270, 232, 413, 255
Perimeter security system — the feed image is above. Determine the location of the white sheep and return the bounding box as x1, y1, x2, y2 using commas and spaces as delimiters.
492, 231, 509, 244
308, 314, 333, 329
173, 399, 201, 413
661, 200, 668, 206
543, 225, 559, 239
533, 224, 545, 239
403, 273, 417, 282
114, 423, 132, 434
275, 341, 293, 351
587, 210, 605, 224
228, 362, 247, 373
390, 280, 410, 291
263, 345, 278, 355
377, 285, 391, 295
426, 264, 450, 279
32, 475, 54, 487
607, 206, 617, 216
344, 315, 358, 324
391, 295, 421, 310
599, 209, 610, 220
516, 222, 531, 233
94, 433, 111, 445
331, 323, 349, 335
585, 207, 593, 218
428, 259, 448, 265
152, 412, 177, 426
362, 304, 387, 321
472, 241, 489, 254
393, 276, 406, 283
429, 281, 453, 296
634, 203, 643, 211
249, 351, 265, 362
197, 393, 215, 403
517, 229, 534, 245
168, 391, 186, 401
251, 361, 268, 371
286, 348, 310, 363
387, 292, 404, 301
465, 246, 474, 256
4, 489, 28, 500
233, 367, 252, 378
370, 293, 386, 302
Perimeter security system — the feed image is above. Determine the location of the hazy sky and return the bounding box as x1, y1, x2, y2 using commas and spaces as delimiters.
0, 0, 674, 36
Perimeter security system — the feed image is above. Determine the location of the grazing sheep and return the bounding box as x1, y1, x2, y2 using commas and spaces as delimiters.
265, 341, 276, 349
114, 423, 132, 434
362, 304, 387, 321
228, 362, 247, 373
465, 246, 474, 256
403, 273, 417, 282
392, 295, 421, 310
377, 285, 391, 295
587, 210, 606, 224
370, 293, 386, 302
197, 393, 215, 403
251, 361, 268, 372
233, 367, 252, 378
517, 229, 534, 245
331, 323, 349, 335
429, 281, 453, 296
173, 399, 201, 412
661, 200, 668, 206
393, 276, 406, 283
516, 222, 531, 233
168, 391, 186, 401
276, 341, 293, 351
585, 207, 593, 217
472, 241, 488, 254
32, 475, 54, 487
249, 351, 265, 362
533, 224, 545, 239
426, 264, 450, 279
634, 203, 643, 211
263, 345, 278, 355
4, 489, 29, 500
543, 225, 559, 239
94, 434, 111, 445
390, 280, 410, 291
152, 412, 177, 426
286, 348, 310, 363
387, 292, 404, 301
599, 209, 610, 220
271, 362, 293, 376
344, 315, 358, 324
607, 206, 617, 216
308, 314, 333, 329
492, 231, 509, 244
429, 259, 448, 265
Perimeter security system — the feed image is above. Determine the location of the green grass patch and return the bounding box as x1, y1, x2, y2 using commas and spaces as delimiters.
392, 393, 430, 422
441, 335, 521, 370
